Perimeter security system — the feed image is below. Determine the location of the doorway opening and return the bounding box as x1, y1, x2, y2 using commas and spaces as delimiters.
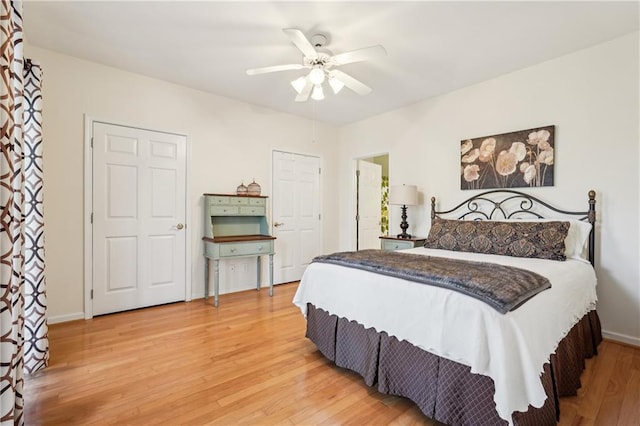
355, 153, 389, 250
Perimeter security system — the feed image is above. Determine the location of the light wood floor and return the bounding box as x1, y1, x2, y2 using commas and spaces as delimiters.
26, 283, 639, 425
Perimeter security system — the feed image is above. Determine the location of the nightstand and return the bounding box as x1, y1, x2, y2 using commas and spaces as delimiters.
379, 236, 427, 251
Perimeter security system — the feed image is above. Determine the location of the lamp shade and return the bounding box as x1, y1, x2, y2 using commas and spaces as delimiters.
291, 76, 306, 94
309, 65, 325, 85
311, 84, 325, 101
389, 185, 418, 206
328, 76, 344, 94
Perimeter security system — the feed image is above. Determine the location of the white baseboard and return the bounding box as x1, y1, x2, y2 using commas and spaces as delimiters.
602, 329, 640, 347
48, 312, 85, 324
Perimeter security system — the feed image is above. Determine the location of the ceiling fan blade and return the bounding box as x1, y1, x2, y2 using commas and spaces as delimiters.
246, 64, 305, 75
282, 28, 319, 60
295, 78, 313, 102
330, 45, 386, 66
328, 70, 372, 96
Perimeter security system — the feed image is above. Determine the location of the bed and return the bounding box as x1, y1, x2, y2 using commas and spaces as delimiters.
293, 189, 601, 426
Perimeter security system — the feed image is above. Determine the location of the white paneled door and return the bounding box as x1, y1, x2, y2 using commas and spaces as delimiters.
357, 160, 382, 250
272, 151, 321, 284
92, 123, 187, 316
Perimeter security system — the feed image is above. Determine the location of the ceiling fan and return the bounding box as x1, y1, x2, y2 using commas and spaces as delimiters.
246, 28, 386, 102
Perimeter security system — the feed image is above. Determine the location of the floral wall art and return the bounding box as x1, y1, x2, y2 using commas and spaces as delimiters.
460, 125, 555, 190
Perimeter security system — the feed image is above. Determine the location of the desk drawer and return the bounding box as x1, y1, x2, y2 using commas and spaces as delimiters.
248, 198, 266, 206
219, 241, 272, 257
209, 205, 239, 215
230, 197, 249, 205
239, 206, 266, 216
208, 196, 229, 205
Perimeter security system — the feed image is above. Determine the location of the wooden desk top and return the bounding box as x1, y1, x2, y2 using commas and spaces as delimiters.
202, 234, 276, 243
203, 193, 268, 198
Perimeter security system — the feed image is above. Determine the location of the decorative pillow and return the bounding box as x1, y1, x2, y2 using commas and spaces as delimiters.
496, 218, 592, 261
424, 218, 570, 261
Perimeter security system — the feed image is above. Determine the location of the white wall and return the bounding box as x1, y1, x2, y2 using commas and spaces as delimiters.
338, 33, 640, 345
26, 44, 340, 322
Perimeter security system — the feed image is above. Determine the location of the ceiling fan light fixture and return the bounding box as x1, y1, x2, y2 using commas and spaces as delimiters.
291, 76, 306, 94
328, 76, 344, 94
311, 84, 325, 101
309, 65, 325, 85
246, 28, 386, 102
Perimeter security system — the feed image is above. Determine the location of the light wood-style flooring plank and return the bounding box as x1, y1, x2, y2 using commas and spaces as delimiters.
24, 283, 639, 425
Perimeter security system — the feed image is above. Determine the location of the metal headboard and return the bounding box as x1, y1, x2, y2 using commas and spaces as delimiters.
430, 190, 596, 265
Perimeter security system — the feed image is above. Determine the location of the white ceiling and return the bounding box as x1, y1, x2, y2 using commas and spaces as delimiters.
23, 1, 639, 126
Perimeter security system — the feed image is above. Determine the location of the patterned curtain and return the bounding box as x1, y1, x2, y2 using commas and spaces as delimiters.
1, 1, 47, 424
23, 59, 47, 374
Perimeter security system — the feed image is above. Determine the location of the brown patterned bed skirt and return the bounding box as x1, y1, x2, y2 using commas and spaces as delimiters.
306, 303, 602, 426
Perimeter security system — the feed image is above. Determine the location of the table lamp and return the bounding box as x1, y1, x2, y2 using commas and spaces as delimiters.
389, 184, 418, 239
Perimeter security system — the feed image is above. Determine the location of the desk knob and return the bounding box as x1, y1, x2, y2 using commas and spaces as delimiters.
274, 222, 284, 227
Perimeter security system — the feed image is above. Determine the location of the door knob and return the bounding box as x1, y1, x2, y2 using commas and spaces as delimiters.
176, 223, 185, 230
274, 222, 284, 227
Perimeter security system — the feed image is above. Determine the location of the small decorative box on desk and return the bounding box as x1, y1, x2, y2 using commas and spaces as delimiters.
379, 236, 426, 251
202, 193, 276, 307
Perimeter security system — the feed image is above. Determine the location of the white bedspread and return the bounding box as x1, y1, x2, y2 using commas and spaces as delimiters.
292, 247, 597, 424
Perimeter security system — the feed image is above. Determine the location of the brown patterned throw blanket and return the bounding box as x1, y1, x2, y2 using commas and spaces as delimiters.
312, 250, 551, 314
